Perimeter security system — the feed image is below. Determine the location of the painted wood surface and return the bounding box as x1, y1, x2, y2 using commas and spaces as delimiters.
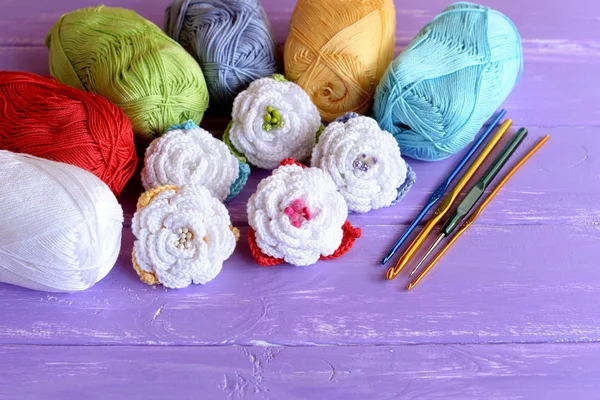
0, 0, 599, 398
3, 344, 600, 400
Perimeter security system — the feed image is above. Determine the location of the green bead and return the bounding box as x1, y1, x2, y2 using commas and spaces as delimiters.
271, 117, 278, 124
272, 110, 281, 120
264, 114, 272, 123
266, 106, 274, 113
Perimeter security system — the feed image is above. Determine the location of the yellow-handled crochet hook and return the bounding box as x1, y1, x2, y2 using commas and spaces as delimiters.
407, 135, 550, 290
386, 118, 513, 280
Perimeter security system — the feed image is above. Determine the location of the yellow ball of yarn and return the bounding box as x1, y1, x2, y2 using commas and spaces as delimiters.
284, 0, 396, 122
46, 6, 209, 140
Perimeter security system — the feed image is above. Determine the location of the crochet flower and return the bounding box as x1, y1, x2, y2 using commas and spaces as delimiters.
142, 121, 249, 201
312, 114, 416, 213
132, 185, 239, 289
247, 159, 361, 266
224, 75, 322, 169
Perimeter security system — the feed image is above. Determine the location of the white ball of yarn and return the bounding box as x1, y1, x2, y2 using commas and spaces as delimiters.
312, 115, 411, 213
132, 185, 238, 289
247, 163, 348, 266
228, 76, 322, 169
0, 151, 123, 292
142, 124, 240, 201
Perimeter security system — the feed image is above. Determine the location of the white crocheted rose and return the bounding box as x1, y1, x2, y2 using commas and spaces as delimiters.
132, 185, 237, 289
247, 164, 348, 266
142, 125, 239, 202
228, 76, 321, 169
312, 116, 409, 213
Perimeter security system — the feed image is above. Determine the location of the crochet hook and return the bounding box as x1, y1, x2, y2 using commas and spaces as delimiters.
407, 135, 550, 290
381, 109, 506, 265
386, 118, 513, 280
410, 128, 529, 277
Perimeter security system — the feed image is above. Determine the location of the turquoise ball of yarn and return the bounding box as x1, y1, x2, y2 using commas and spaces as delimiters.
165, 0, 278, 107
373, 2, 523, 161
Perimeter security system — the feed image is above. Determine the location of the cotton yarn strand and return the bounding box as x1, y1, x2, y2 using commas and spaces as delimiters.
284, 0, 396, 122
46, 6, 209, 140
374, 2, 523, 161
0, 71, 137, 196
0, 151, 123, 293
166, 0, 278, 107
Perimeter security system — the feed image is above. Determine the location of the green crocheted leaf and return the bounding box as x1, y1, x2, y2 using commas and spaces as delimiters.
271, 74, 288, 83
315, 124, 325, 143
222, 121, 248, 164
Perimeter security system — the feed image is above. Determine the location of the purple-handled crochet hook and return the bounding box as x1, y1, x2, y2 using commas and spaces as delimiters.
381, 109, 507, 265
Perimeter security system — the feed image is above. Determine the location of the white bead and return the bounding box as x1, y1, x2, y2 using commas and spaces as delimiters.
180, 233, 186, 239
185, 242, 192, 249
177, 244, 184, 250
176, 228, 183, 235
186, 232, 192, 239
182, 228, 189, 234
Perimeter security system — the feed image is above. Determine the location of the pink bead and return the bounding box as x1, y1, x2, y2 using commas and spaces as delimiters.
303, 207, 312, 220
289, 213, 300, 222
292, 220, 301, 228
284, 207, 295, 216
291, 199, 305, 211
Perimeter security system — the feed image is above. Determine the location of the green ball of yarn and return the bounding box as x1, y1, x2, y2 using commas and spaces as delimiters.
46, 6, 210, 140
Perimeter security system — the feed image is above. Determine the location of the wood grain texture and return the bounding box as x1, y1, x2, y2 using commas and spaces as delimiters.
0, 0, 597, 126
0, 0, 599, 398
113, 126, 600, 227
2, 343, 600, 400
2, 224, 599, 345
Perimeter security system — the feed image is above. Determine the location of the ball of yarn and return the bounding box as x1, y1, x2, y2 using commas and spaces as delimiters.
373, 2, 523, 161
132, 185, 239, 289
46, 6, 210, 140
224, 75, 322, 169
0, 151, 123, 293
142, 120, 250, 201
247, 159, 361, 267
165, 0, 278, 107
0, 72, 137, 197
284, 0, 396, 122
312, 113, 416, 213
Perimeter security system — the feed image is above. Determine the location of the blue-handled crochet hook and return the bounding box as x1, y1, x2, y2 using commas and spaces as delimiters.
381, 109, 507, 265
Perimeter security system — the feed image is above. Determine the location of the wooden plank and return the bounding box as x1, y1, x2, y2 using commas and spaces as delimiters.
2, 343, 600, 400
1, 224, 599, 345
0, 1, 597, 126
1, 0, 598, 45
116, 126, 600, 227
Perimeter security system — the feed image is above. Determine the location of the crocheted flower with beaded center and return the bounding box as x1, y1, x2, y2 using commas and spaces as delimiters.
132, 185, 239, 289
247, 159, 361, 266
142, 121, 249, 202
312, 114, 416, 213
225, 75, 322, 169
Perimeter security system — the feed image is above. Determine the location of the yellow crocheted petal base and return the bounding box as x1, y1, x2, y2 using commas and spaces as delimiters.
132, 249, 160, 286
132, 185, 179, 286
132, 185, 240, 287
231, 225, 240, 241
136, 185, 179, 209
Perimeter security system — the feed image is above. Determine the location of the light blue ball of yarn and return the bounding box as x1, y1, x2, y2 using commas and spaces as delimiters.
165, 0, 278, 107
373, 2, 523, 161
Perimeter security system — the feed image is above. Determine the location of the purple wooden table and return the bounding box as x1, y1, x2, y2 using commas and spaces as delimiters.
1, 0, 599, 398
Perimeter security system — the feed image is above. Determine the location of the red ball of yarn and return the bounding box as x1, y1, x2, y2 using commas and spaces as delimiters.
0, 71, 137, 196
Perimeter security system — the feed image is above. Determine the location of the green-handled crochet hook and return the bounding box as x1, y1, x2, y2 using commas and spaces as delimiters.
410, 128, 529, 277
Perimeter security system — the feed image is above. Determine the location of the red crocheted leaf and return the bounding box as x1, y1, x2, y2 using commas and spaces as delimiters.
248, 227, 284, 267
278, 158, 307, 169
320, 221, 362, 261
